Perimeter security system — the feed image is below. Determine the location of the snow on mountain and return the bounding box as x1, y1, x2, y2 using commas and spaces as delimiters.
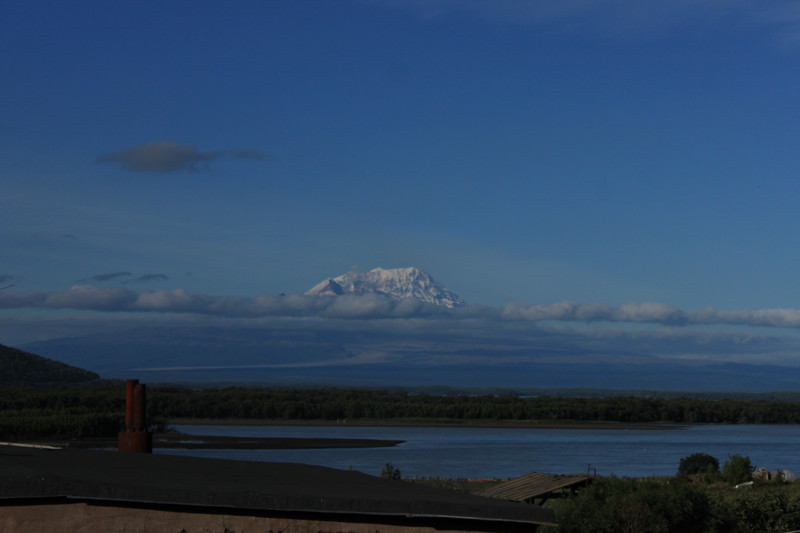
305, 267, 466, 308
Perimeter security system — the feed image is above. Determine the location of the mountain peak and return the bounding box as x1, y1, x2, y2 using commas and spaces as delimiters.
306, 267, 465, 308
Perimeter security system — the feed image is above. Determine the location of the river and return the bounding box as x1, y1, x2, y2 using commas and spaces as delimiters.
158, 423, 800, 479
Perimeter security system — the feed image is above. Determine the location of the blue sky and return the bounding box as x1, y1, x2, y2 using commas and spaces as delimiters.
5, 1, 800, 365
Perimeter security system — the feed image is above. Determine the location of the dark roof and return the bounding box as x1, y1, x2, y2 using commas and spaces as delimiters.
478, 472, 591, 502
0, 445, 554, 526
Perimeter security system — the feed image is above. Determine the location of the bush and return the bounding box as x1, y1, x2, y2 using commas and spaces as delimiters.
722, 455, 753, 486
380, 462, 402, 480
678, 453, 720, 478
554, 477, 714, 533
715, 488, 800, 532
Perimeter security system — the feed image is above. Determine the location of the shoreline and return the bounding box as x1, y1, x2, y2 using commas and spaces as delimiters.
60, 419, 682, 451
168, 418, 685, 431
64, 434, 405, 450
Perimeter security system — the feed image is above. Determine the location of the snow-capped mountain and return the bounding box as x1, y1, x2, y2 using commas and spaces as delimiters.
306, 267, 466, 308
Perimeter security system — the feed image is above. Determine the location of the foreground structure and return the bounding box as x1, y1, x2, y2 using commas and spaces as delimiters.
478, 472, 593, 506
0, 444, 555, 532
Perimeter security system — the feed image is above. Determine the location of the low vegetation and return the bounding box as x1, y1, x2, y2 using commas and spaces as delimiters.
381, 453, 800, 532
542, 453, 800, 533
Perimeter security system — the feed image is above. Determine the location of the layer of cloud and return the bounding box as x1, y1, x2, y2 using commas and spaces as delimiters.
0, 286, 450, 319
97, 141, 265, 172
5, 285, 800, 332
44, 285, 138, 311
502, 301, 800, 329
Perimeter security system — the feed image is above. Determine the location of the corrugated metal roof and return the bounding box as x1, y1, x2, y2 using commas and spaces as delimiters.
477, 472, 591, 502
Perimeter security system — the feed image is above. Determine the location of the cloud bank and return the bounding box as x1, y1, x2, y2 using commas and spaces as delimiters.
5, 285, 800, 331
97, 141, 265, 172
502, 301, 800, 329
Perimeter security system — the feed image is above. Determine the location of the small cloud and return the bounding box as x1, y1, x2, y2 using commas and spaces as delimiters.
97, 141, 220, 172
97, 140, 265, 173
135, 273, 170, 282
92, 272, 132, 282
0, 274, 14, 284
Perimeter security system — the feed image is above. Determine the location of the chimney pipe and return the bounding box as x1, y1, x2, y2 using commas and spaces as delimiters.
118, 379, 153, 453
124, 379, 136, 429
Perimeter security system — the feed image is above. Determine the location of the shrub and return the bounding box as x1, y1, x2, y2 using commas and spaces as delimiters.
714, 488, 800, 532
554, 477, 714, 533
722, 455, 753, 486
678, 453, 720, 478
380, 462, 402, 480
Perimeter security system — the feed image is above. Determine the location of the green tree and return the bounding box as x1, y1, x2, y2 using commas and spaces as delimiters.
380, 463, 402, 480
678, 453, 720, 478
722, 454, 753, 486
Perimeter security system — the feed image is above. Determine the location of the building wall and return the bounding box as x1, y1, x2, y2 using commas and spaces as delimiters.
0, 501, 537, 533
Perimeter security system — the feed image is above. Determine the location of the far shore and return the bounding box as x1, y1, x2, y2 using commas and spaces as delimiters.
168, 418, 685, 431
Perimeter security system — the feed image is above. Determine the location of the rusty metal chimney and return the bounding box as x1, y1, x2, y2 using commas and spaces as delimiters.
118, 379, 153, 453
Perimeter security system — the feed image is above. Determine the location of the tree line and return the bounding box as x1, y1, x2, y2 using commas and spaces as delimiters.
4, 385, 800, 440
146, 387, 800, 424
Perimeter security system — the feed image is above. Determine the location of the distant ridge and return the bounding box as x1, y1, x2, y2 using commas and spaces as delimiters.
306, 267, 465, 308
0, 343, 101, 387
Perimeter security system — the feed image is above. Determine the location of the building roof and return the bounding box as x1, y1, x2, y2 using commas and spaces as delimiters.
0, 445, 554, 526
477, 472, 591, 502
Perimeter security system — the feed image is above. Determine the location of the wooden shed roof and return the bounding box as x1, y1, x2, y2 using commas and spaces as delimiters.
477, 472, 591, 502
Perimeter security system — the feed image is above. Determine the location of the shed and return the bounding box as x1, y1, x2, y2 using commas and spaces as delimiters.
478, 472, 592, 505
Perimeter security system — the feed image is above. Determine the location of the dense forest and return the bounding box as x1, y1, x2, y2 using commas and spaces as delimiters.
147, 387, 800, 424
4, 385, 800, 440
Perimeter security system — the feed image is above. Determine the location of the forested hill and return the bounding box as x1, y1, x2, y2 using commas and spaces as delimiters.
0, 344, 101, 387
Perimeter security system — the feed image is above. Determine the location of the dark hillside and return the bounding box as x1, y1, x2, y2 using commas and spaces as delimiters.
0, 344, 100, 387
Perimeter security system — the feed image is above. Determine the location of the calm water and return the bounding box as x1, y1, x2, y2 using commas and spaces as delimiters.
159, 424, 800, 479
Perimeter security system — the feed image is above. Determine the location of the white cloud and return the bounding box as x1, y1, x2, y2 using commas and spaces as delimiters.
7, 285, 800, 335
44, 285, 137, 311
